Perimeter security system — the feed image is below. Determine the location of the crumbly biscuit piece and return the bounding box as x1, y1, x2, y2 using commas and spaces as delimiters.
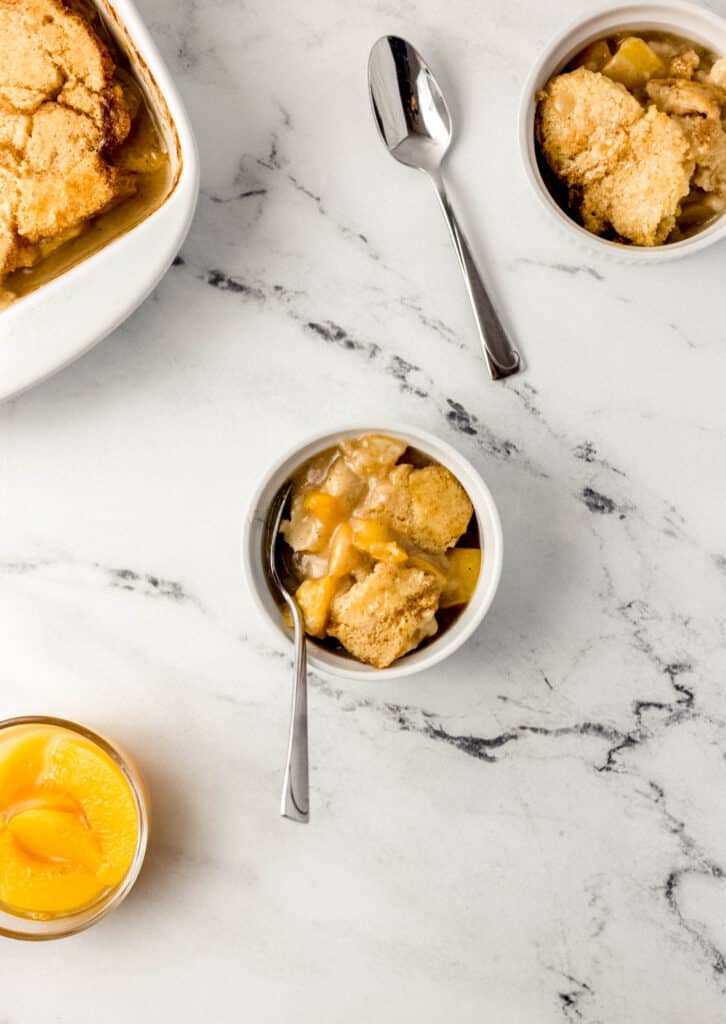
360, 463, 473, 554
645, 74, 726, 200
320, 456, 365, 502
282, 455, 365, 553
537, 68, 693, 245
0, 0, 132, 276
536, 67, 641, 183
404, 465, 474, 553
669, 49, 699, 79
646, 77, 722, 118
0, 105, 30, 152
281, 495, 325, 554
580, 106, 692, 245
17, 103, 132, 241
358, 464, 412, 528
0, 0, 114, 106
709, 56, 726, 89
339, 434, 407, 477
328, 562, 442, 669
676, 114, 726, 195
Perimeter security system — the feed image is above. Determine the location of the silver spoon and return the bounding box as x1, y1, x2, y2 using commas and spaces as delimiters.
264, 482, 309, 823
368, 36, 520, 380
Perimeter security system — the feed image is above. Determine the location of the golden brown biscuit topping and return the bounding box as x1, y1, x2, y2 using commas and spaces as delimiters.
277, 434, 481, 669
0, 0, 136, 279
328, 562, 442, 670
536, 31, 726, 245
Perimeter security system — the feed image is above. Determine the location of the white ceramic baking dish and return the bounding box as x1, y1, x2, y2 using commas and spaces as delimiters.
0, 0, 199, 401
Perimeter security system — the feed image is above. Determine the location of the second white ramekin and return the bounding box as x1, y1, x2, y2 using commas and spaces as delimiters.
519, 1, 726, 262
242, 425, 503, 681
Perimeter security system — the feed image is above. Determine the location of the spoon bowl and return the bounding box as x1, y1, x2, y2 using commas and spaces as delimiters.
369, 36, 452, 170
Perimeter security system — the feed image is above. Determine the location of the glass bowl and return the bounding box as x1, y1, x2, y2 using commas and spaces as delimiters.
0, 715, 149, 941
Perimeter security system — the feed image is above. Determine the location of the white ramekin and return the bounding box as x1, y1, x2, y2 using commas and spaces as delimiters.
0, 0, 199, 402
242, 425, 504, 681
519, 1, 726, 262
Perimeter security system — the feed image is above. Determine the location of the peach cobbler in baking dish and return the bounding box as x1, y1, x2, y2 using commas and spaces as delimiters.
277, 434, 481, 669
536, 31, 726, 245
0, 0, 171, 308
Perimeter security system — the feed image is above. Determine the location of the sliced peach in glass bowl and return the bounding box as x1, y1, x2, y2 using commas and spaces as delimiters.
0, 717, 148, 940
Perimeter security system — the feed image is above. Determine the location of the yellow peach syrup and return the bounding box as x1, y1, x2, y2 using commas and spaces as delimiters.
0, 723, 140, 918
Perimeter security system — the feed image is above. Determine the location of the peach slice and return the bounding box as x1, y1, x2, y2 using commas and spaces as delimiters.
368, 541, 408, 565
8, 809, 102, 873
296, 576, 338, 637
44, 737, 138, 888
350, 517, 391, 553
603, 37, 665, 89
571, 39, 612, 73
340, 434, 406, 476
406, 555, 448, 587
0, 831, 102, 914
328, 523, 361, 578
440, 549, 481, 608
0, 727, 49, 815
303, 492, 347, 531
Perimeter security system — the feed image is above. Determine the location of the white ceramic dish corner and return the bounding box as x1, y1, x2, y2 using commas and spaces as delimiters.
0, 0, 200, 402
519, 0, 726, 263
242, 424, 504, 682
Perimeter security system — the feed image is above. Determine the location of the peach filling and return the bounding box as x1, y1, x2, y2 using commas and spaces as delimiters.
279, 434, 481, 668
0, 724, 139, 917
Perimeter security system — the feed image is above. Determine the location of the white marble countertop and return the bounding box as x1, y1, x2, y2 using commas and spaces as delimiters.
2, 0, 726, 1019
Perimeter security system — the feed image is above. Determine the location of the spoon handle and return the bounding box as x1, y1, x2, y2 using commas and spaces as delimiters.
428, 171, 520, 380
281, 604, 309, 823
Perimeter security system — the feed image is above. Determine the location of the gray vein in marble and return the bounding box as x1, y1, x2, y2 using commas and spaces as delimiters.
305, 320, 380, 358
0, 559, 195, 604
250, 127, 378, 255
398, 296, 467, 352
170, 249, 715, 561
418, 715, 623, 766
668, 321, 698, 351
205, 187, 268, 204
207, 115, 478, 358
171, 122, 720, 633
310, 659, 726, 987
388, 355, 431, 399
573, 441, 627, 477
556, 974, 594, 1022
173, 248, 533, 469
310, 636, 707, 786
499, 386, 635, 518
712, 554, 726, 575
580, 486, 631, 519
505, 379, 542, 419
444, 398, 523, 460
206, 269, 266, 299
645, 781, 726, 982
108, 567, 188, 600
512, 257, 605, 282
313, 680, 633, 774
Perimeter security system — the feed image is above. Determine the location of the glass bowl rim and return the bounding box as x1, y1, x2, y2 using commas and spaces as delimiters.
0, 714, 149, 941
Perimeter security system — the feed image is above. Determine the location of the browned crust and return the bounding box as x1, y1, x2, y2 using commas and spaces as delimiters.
102, 0, 182, 193
0, 0, 135, 273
